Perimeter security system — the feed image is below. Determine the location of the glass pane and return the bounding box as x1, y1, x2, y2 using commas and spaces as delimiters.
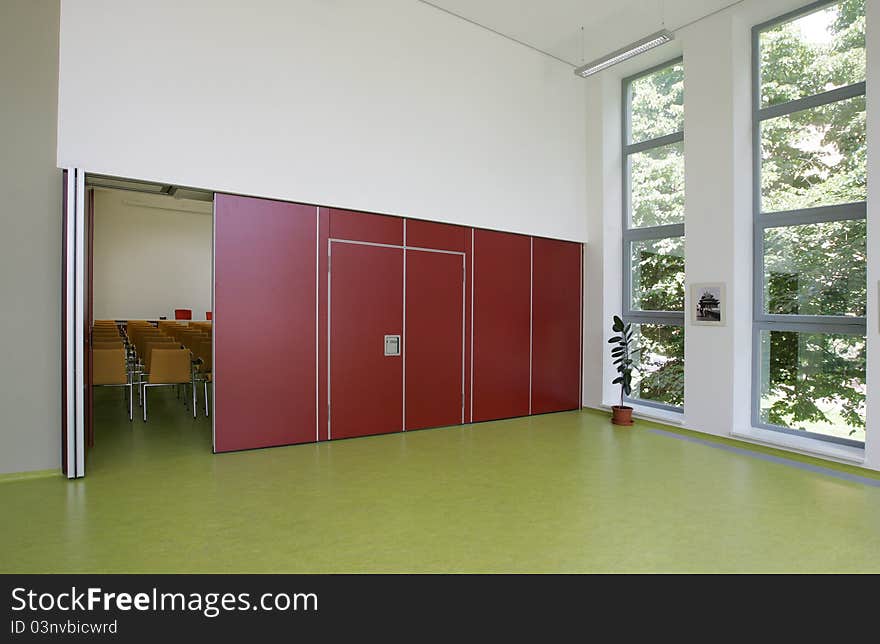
629, 141, 684, 227
763, 219, 866, 317
760, 95, 866, 213
629, 324, 684, 407
630, 236, 684, 312
628, 61, 684, 144
759, 329, 865, 443
759, 0, 865, 108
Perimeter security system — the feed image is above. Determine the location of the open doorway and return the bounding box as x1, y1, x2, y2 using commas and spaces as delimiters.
85, 174, 214, 471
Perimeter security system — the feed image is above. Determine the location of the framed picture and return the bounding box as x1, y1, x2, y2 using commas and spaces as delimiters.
691, 283, 725, 326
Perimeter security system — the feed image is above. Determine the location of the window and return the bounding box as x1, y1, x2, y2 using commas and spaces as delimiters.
753, 0, 866, 446
622, 59, 685, 411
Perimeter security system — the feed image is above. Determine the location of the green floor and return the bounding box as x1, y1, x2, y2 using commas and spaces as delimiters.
3, 387, 880, 573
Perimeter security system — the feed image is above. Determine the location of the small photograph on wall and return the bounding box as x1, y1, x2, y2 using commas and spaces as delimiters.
692, 283, 725, 326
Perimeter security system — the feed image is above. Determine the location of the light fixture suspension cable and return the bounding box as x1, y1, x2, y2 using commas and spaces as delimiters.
416, 0, 748, 69
415, 0, 575, 67
580, 25, 585, 65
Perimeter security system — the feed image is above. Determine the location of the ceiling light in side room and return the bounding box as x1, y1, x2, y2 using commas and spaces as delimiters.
170, 187, 215, 202
574, 30, 674, 78
86, 174, 170, 194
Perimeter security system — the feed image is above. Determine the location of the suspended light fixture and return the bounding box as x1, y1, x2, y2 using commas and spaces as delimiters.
573, 29, 674, 78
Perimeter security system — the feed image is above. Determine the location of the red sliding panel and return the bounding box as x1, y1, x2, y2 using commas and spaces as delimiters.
531, 237, 582, 414
464, 229, 472, 422
330, 208, 403, 245
405, 219, 467, 252
405, 249, 464, 431
330, 241, 403, 439
317, 208, 330, 440
214, 194, 317, 452
471, 229, 531, 422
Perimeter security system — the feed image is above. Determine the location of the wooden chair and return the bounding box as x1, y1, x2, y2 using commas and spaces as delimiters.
134, 339, 179, 405
92, 348, 132, 421
93, 341, 123, 350
143, 341, 180, 371
134, 333, 171, 357
142, 349, 194, 422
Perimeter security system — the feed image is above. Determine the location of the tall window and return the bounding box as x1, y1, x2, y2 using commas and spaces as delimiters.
753, 0, 866, 445
622, 59, 685, 411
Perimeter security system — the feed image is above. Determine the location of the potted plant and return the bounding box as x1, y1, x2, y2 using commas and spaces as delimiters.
608, 315, 636, 426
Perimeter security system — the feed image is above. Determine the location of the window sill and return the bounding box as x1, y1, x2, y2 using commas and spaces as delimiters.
731, 426, 865, 465
600, 402, 684, 426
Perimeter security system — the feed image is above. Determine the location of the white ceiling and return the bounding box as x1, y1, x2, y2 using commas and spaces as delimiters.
422, 0, 737, 65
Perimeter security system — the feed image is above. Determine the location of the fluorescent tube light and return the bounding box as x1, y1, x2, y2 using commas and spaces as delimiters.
86, 175, 169, 194
574, 30, 674, 78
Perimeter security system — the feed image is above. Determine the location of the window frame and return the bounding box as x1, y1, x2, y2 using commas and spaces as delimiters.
751, 0, 867, 447
622, 57, 686, 413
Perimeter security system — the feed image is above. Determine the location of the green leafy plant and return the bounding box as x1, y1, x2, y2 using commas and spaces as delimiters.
608, 315, 637, 409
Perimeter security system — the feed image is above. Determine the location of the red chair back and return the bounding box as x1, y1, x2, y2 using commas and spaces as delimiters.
174, 309, 192, 320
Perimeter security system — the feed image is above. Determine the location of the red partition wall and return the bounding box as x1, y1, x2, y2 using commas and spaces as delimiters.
407, 218, 472, 422
329, 242, 403, 439
330, 208, 403, 245
463, 230, 473, 422
214, 194, 317, 452
405, 219, 467, 252
317, 208, 330, 440
531, 238, 582, 414
471, 229, 531, 422
405, 249, 465, 431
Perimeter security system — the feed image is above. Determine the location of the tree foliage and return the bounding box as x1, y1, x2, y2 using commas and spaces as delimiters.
627, 62, 685, 408
627, 0, 866, 437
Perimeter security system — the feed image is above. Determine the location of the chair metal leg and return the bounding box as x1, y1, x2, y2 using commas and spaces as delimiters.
143, 386, 147, 422
204, 382, 209, 417
128, 382, 133, 422
192, 381, 197, 419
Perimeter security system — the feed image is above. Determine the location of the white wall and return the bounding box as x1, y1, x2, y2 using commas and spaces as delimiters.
92, 190, 213, 321
581, 70, 620, 410
57, 0, 587, 243
583, 0, 880, 470
0, 0, 62, 475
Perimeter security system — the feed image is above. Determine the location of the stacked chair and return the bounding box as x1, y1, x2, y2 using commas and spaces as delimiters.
140, 347, 194, 422
91, 319, 213, 423
124, 321, 192, 422
163, 321, 213, 417
91, 320, 133, 420
162, 321, 213, 418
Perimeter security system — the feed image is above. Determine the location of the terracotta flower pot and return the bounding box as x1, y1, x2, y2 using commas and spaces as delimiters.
611, 405, 633, 426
